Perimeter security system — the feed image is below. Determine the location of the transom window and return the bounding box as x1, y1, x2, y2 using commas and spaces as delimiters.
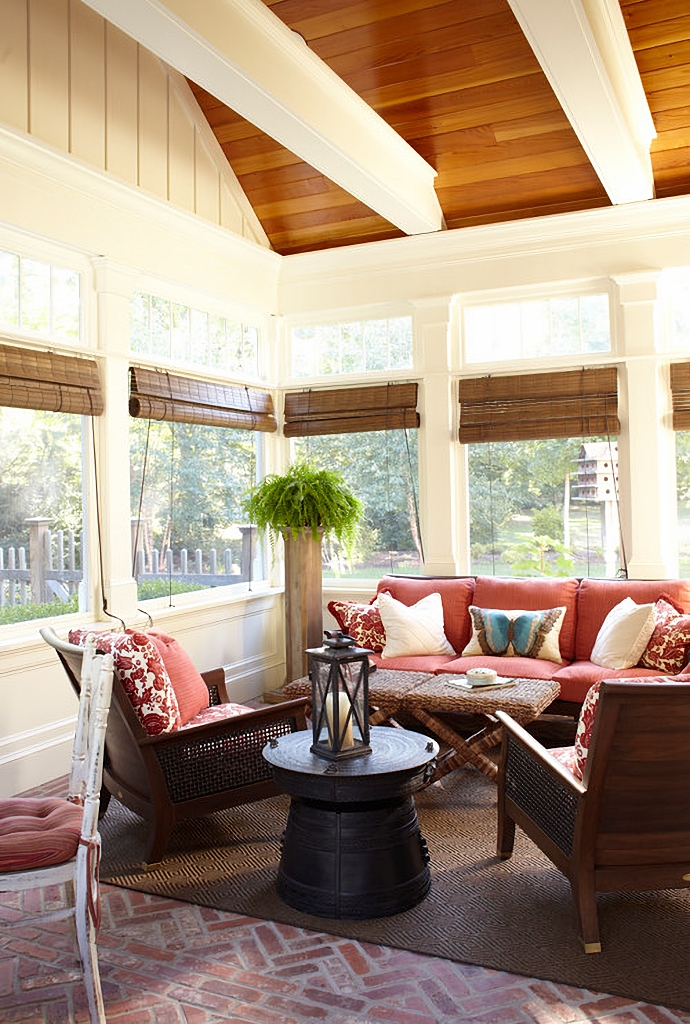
463, 293, 610, 364
0, 248, 81, 342
131, 291, 259, 376
291, 316, 413, 377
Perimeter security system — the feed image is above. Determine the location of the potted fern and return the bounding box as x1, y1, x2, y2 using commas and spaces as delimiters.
243, 462, 362, 682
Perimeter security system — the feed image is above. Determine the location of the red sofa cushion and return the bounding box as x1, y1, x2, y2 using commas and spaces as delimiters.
146, 630, 210, 726
438, 654, 561, 681
575, 579, 690, 661
472, 576, 579, 662
553, 661, 663, 705
375, 576, 475, 656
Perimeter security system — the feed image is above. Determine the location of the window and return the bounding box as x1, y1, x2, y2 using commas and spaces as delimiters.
130, 419, 265, 599
291, 316, 413, 377
0, 247, 81, 342
468, 438, 620, 577
293, 430, 421, 578
460, 367, 621, 577
463, 292, 610, 363
131, 291, 259, 377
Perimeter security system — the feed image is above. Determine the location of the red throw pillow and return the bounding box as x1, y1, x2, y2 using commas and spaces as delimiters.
327, 599, 385, 652
147, 629, 210, 726
638, 596, 690, 673
69, 628, 180, 735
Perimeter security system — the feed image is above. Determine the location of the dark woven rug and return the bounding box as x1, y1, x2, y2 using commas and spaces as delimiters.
99, 769, 690, 1012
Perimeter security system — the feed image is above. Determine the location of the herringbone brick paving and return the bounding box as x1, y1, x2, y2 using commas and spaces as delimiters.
2, 777, 689, 1023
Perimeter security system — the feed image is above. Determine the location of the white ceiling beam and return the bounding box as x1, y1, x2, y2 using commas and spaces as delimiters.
507, 0, 656, 204
78, 0, 444, 236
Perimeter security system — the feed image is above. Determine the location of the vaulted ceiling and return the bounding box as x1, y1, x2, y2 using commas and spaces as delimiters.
82, 0, 690, 256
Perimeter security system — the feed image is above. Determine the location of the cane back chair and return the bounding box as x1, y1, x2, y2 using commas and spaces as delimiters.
496, 679, 690, 952
41, 626, 309, 864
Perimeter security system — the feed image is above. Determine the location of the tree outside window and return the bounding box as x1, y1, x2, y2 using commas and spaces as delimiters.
293, 429, 421, 578
0, 407, 85, 623
468, 437, 621, 578
130, 419, 264, 600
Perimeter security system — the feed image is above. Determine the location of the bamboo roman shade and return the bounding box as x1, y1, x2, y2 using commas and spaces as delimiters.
283, 383, 419, 437
129, 366, 277, 432
458, 366, 619, 443
0, 343, 103, 415
669, 363, 690, 430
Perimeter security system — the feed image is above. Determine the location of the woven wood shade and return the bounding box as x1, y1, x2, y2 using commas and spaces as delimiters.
129, 367, 277, 432
458, 367, 619, 443
284, 383, 419, 437
0, 343, 103, 415
669, 363, 690, 430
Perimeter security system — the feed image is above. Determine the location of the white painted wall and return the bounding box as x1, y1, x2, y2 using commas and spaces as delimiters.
1, 0, 690, 797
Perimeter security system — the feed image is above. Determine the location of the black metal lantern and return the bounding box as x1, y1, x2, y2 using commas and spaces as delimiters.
307, 631, 372, 761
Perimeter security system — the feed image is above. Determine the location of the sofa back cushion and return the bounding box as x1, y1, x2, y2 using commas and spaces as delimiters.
575, 578, 690, 661
375, 575, 475, 655
472, 576, 579, 662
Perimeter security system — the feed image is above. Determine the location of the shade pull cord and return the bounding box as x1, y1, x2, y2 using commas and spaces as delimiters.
90, 415, 125, 632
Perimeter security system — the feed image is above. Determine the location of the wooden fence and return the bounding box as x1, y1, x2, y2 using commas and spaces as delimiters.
0, 519, 258, 608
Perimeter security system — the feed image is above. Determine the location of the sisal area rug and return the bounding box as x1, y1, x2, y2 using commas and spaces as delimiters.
99, 769, 690, 1012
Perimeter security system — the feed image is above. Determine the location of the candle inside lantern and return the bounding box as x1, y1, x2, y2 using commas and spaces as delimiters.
325, 690, 354, 748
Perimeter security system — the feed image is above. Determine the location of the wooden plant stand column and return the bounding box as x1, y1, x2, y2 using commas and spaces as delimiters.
402, 676, 561, 782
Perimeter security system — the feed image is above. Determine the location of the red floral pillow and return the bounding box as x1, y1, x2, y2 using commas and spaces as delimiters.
327, 599, 385, 653
573, 680, 601, 780
69, 628, 180, 735
638, 596, 690, 673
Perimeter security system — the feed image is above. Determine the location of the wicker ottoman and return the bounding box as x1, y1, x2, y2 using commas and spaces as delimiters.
402, 675, 561, 781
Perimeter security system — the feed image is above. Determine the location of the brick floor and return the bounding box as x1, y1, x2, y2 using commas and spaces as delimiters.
2, 777, 689, 1023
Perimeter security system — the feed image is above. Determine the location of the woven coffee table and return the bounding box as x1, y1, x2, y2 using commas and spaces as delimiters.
283, 670, 434, 726
402, 674, 560, 781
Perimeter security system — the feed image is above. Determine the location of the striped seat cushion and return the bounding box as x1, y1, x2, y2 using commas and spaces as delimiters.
0, 797, 83, 871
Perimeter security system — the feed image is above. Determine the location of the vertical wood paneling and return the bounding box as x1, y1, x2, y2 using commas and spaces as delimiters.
104, 23, 138, 184
69, 0, 105, 168
138, 47, 169, 197
0, 0, 29, 132
220, 179, 246, 236
194, 132, 220, 222
168, 81, 195, 212
28, 0, 69, 151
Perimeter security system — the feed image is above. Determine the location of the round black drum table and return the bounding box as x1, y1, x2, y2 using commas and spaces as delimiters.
263, 726, 439, 919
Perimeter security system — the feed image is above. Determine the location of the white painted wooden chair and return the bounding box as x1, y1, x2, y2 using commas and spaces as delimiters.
0, 638, 114, 1023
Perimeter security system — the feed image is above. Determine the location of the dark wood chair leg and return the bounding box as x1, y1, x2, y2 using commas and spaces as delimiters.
572, 874, 601, 953
146, 809, 174, 865
497, 799, 516, 858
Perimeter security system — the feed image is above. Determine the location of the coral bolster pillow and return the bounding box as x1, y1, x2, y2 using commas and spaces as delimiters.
462, 606, 566, 663
590, 597, 655, 669
377, 591, 455, 658
147, 629, 210, 725
327, 598, 385, 653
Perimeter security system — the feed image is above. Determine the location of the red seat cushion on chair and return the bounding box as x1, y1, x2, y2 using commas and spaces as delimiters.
178, 702, 253, 730
146, 629, 210, 726
0, 797, 83, 871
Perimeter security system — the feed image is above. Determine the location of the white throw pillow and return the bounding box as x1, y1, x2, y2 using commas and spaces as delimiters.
590, 597, 656, 669
377, 591, 455, 659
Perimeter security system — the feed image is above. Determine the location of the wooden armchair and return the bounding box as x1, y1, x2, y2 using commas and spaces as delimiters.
41, 627, 309, 864
496, 678, 690, 952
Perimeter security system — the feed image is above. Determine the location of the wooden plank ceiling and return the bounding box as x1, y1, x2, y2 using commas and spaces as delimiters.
187, 0, 690, 256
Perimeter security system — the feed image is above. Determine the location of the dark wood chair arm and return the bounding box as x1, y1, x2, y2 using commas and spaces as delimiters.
496, 710, 586, 794
200, 667, 230, 705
